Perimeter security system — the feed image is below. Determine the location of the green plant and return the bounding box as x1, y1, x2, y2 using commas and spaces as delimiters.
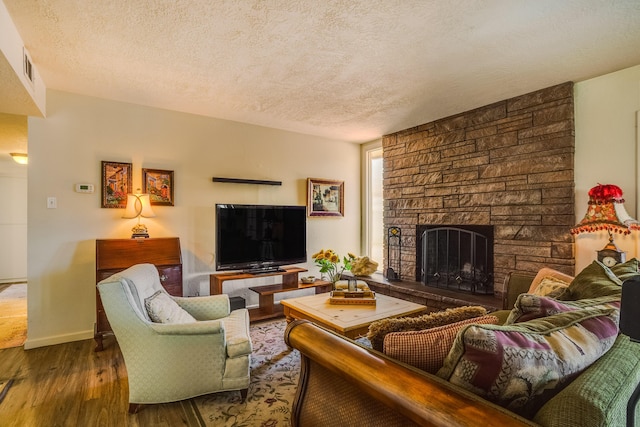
312, 249, 356, 283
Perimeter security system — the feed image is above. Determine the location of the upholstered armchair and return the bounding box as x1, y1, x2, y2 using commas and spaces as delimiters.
97, 263, 252, 413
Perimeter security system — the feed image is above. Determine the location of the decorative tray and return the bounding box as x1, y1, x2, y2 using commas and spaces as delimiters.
329, 290, 376, 305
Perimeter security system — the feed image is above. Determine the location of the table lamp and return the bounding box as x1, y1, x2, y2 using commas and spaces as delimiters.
571, 184, 639, 267
122, 190, 156, 238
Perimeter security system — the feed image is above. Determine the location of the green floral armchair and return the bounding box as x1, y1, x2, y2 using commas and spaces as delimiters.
97, 263, 252, 413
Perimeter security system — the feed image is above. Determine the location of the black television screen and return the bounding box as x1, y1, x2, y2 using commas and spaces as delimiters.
215, 204, 307, 272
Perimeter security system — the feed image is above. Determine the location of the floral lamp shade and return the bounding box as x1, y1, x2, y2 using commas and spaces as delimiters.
571, 184, 639, 235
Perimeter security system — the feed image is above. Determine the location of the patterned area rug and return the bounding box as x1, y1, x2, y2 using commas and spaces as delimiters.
192, 319, 299, 427
0, 283, 27, 349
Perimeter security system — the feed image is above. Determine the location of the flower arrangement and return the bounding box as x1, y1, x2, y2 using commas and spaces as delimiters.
312, 249, 356, 283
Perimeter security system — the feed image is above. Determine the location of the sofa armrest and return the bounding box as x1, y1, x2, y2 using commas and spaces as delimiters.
284, 320, 537, 427
503, 272, 536, 309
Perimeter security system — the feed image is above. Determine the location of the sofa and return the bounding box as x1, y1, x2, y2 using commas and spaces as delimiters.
284, 259, 640, 426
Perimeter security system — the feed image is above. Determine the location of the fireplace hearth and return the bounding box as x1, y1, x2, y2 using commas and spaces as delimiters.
416, 225, 494, 295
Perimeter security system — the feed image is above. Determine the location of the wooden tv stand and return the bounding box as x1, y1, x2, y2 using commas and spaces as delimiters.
209, 267, 331, 322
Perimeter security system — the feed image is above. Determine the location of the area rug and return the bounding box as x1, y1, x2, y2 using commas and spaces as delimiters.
192, 318, 299, 427
0, 283, 27, 349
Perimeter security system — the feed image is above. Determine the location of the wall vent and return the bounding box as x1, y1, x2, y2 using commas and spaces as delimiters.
23, 47, 34, 86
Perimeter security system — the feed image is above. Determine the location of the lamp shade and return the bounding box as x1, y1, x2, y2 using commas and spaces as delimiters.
10, 153, 28, 164
122, 194, 156, 219
571, 184, 639, 235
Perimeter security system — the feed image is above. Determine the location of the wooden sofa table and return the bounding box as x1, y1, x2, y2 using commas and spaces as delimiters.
280, 292, 427, 339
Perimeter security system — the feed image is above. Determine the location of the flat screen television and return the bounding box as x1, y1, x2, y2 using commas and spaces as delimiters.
215, 204, 307, 272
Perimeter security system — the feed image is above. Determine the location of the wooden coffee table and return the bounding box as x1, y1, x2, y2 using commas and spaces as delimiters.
280, 292, 427, 339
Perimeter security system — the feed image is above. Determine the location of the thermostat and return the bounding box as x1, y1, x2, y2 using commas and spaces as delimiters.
75, 183, 94, 193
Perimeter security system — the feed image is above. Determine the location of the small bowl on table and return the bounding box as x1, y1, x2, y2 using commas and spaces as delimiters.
300, 276, 316, 284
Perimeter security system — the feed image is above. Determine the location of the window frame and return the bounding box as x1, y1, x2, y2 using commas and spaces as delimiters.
361, 140, 383, 271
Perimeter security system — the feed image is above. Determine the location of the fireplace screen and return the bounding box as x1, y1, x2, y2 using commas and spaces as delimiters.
417, 225, 494, 294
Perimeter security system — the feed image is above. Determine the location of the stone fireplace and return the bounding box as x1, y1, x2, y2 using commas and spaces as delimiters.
382, 82, 575, 301
417, 225, 494, 295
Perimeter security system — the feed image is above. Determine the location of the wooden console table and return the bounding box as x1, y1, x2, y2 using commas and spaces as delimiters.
209, 267, 331, 322
95, 237, 182, 351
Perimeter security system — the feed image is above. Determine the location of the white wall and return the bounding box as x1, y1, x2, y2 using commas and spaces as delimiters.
574, 64, 640, 272
0, 156, 27, 282
26, 90, 361, 348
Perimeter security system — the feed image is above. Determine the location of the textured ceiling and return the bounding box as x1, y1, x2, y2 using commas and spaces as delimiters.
2, 0, 640, 147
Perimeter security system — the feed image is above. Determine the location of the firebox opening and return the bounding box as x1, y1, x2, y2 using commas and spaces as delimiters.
416, 225, 494, 295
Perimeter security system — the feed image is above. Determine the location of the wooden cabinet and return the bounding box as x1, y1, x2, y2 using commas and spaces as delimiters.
95, 237, 182, 351
210, 267, 331, 322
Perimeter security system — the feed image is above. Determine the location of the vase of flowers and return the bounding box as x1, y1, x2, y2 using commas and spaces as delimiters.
312, 249, 356, 287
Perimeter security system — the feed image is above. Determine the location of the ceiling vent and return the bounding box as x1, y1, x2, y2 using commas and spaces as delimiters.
23, 47, 34, 86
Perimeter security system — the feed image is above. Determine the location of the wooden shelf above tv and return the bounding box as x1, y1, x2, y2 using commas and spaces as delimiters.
211, 177, 282, 186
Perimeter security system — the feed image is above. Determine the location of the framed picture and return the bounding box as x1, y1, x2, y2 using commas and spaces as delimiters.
101, 161, 132, 208
142, 168, 174, 206
307, 178, 344, 217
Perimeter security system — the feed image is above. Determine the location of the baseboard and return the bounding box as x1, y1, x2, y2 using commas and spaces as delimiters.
0, 279, 27, 285
23, 329, 93, 350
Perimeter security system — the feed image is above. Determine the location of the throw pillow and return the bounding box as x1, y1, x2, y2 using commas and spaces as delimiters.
610, 257, 640, 281
436, 307, 619, 418
505, 293, 620, 324
530, 276, 570, 298
367, 305, 488, 352
383, 314, 499, 373
556, 260, 622, 300
527, 268, 574, 294
144, 290, 196, 324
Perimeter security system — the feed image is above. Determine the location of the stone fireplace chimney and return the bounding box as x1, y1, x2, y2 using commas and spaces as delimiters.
383, 82, 575, 300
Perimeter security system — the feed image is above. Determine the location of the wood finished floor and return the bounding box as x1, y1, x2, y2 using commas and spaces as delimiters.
0, 336, 199, 427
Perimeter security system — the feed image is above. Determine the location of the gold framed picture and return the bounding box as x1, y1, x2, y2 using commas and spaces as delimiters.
101, 161, 132, 208
307, 178, 344, 217
142, 168, 174, 206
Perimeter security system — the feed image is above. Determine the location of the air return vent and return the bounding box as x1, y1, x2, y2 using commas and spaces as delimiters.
23, 47, 34, 85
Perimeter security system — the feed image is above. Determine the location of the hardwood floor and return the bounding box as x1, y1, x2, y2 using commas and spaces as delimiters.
0, 336, 200, 427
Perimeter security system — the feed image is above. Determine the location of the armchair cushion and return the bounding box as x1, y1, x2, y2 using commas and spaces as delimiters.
145, 290, 196, 324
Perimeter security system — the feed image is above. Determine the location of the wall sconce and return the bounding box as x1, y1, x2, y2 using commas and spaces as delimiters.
122, 191, 156, 238
10, 153, 28, 165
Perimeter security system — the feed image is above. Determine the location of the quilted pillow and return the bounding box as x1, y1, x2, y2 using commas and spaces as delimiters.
383, 315, 499, 373
367, 305, 488, 352
144, 290, 196, 324
506, 293, 620, 324
531, 276, 570, 298
437, 307, 619, 418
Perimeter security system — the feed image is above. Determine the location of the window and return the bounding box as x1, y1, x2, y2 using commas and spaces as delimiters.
362, 142, 383, 271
